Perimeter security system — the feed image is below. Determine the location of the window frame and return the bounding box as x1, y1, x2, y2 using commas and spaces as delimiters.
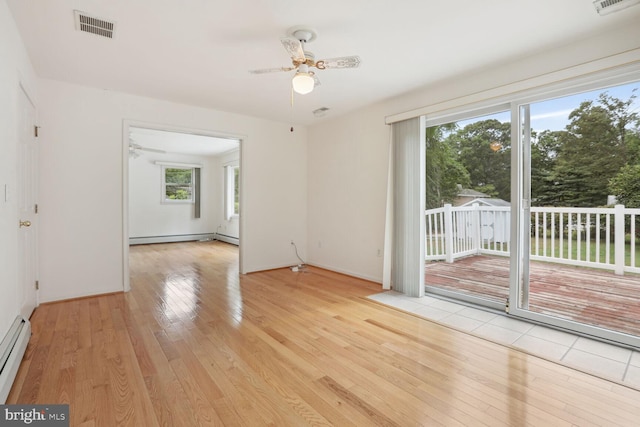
161, 165, 195, 204
225, 164, 240, 219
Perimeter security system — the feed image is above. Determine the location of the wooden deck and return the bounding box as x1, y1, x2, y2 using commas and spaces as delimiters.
425, 255, 640, 337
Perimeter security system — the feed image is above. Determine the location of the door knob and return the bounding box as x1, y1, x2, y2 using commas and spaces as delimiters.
19, 220, 31, 227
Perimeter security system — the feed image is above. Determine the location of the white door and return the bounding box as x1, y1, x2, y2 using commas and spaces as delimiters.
17, 86, 38, 319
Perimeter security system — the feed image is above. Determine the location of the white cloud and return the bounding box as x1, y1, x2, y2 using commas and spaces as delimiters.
530, 109, 573, 121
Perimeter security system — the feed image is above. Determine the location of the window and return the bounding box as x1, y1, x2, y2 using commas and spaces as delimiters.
225, 165, 239, 219
162, 166, 194, 202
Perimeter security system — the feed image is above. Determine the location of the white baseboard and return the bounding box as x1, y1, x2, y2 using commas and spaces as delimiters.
306, 262, 382, 284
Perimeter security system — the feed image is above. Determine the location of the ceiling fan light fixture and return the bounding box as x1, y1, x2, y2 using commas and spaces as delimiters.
292, 71, 314, 94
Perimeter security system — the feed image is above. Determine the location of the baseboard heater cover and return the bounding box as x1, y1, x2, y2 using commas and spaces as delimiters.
129, 233, 217, 245
0, 316, 31, 403
130, 233, 239, 246
211, 234, 239, 246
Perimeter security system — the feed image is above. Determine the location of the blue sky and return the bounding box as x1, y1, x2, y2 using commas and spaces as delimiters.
453, 81, 640, 133
531, 81, 640, 132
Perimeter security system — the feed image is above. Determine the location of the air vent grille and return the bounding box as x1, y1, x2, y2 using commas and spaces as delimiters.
74, 10, 115, 38
313, 107, 330, 118
593, 0, 640, 15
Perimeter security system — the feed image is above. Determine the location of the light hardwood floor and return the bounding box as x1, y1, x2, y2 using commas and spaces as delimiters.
8, 241, 640, 426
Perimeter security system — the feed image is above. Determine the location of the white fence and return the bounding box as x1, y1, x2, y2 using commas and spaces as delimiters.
425, 203, 640, 275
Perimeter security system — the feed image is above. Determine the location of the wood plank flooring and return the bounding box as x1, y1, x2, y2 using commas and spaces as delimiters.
8, 241, 640, 426
426, 255, 640, 336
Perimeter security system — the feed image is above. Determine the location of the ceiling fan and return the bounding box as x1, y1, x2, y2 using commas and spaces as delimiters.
128, 139, 166, 159
250, 27, 361, 95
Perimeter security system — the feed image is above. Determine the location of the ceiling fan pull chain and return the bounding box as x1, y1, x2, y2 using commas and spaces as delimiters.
290, 88, 295, 132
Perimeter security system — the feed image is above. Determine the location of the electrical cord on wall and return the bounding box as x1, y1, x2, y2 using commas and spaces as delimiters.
290, 241, 307, 271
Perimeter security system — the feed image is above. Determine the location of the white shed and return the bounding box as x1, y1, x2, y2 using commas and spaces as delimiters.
459, 198, 511, 244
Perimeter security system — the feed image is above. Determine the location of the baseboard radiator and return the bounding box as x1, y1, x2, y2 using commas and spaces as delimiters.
0, 316, 31, 403
130, 233, 239, 246
130, 233, 217, 245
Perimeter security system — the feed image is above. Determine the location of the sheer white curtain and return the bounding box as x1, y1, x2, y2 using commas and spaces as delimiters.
382, 116, 425, 297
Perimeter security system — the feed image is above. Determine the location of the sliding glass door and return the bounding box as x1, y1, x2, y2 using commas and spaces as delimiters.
423, 74, 640, 347
510, 81, 640, 348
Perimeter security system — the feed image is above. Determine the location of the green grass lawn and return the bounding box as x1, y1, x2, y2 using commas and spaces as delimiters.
529, 237, 640, 266
430, 235, 640, 267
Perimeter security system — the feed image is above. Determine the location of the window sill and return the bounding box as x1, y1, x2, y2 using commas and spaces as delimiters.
162, 200, 195, 205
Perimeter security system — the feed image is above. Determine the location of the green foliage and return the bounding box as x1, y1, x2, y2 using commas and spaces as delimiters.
609, 164, 640, 208
544, 92, 638, 207
531, 130, 564, 205
165, 168, 192, 185
425, 89, 639, 209
425, 124, 470, 209
446, 119, 511, 202
167, 188, 191, 200
165, 168, 193, 200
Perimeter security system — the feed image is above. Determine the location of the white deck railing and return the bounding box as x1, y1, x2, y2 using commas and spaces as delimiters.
425, 203, 640, 275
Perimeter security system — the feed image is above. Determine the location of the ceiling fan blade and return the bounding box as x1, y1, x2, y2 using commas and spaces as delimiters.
129, 143, 166, 154
249, 67, 296, 74
280, 37, 305, 62
315, 55, 361, 70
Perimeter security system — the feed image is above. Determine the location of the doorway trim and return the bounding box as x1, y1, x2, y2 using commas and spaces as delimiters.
122, 120, 246, 292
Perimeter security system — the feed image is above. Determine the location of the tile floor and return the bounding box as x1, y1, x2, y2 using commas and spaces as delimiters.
368, 291, 640, 390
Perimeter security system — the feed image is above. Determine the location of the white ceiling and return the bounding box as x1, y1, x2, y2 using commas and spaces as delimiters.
129, 127, 239, 156
7, 0, 640, 126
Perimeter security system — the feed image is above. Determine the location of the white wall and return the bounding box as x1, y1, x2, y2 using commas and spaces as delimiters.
38, 79, 307, 302
307, 103, 390, 282
307, 22, 640, 283
0, 0, 37, 339
129, 151, 217, 239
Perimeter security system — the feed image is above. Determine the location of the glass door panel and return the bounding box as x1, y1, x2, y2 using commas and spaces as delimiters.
512, 81, 640, 347
424, 110, 511, 309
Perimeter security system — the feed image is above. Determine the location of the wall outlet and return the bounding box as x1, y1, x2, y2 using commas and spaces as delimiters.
377, 249, 382, 257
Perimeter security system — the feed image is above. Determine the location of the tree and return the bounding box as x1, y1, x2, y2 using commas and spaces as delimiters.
609, 164, 640, 208
446, 119, 511, 201
530, 129, 563, 205
548, 92, 638, 207
425, 124, 470, 209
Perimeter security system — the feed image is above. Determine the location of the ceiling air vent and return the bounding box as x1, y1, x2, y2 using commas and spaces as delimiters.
313, 107, 330, 118
593, 0, 640, 15
74, 10, 115, 38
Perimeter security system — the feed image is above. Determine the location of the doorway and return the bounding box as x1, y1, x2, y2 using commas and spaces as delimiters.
122, 123, 243, 291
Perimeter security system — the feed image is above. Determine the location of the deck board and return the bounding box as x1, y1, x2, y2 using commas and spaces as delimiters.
425, 255, 640, 336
